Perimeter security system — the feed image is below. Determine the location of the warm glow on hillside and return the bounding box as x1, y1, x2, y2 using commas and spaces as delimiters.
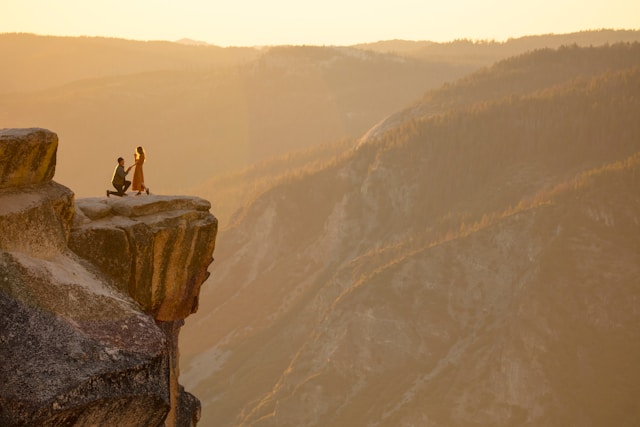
1, 6, 640, 422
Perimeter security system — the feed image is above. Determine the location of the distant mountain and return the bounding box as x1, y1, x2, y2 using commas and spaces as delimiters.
180, 43, 640, 426
175, 38, 212, 46
361, 42, 640, 143
355, 29, 640, 62
0, 33, 258, 93
2, 31, 638, 200
0, 36, 476, 197
195, 31, 640, 224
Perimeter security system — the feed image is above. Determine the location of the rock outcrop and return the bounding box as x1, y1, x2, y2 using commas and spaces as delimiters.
71, 196, 216, 322
0, 128, 217, 427
0, 128, 58, 188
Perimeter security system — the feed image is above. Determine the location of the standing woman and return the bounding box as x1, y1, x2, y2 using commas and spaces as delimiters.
132, 146, 150, 195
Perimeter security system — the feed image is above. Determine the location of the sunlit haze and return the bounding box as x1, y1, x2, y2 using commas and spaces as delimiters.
2, 0, 640, 422
2, 0, 639, 46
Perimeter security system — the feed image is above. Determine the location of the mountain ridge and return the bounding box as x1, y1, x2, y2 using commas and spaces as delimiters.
3, 30, 639, 201
180, 42, 640, 426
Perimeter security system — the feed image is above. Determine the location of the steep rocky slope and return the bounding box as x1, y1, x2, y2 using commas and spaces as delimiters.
180, 44, 640, 426
235, 159, 640, 426
0, 128, 218, 426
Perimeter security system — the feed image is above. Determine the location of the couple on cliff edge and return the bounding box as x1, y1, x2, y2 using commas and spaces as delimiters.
107, 146, 150, 197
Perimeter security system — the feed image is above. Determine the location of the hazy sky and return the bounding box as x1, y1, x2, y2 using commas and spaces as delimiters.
1, 0, 638, 46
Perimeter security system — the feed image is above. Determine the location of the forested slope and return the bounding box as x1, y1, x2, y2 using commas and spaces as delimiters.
181, 43, 640, 426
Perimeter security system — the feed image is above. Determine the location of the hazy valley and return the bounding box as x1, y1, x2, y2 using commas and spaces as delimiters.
2, 30, 638, 217
2, 30, 640, 426
180, 41, 640, 426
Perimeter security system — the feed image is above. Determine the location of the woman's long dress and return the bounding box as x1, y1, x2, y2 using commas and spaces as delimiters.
132, 153, 145, 191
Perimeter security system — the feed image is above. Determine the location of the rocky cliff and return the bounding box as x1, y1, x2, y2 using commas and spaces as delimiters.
0, 128, 218, 426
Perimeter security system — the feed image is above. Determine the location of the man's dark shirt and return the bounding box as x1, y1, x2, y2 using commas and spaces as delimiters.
112, 164, 127, 186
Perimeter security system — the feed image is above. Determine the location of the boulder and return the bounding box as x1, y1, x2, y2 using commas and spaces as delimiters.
0, 251, 171, 427
0, 128, 58, 188
0, 181, 74, 257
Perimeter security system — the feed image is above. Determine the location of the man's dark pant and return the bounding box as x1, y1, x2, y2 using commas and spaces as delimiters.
108, 180, 131, 197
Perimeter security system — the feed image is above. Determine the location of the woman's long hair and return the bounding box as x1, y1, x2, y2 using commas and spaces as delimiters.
136, 146, 146, 161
